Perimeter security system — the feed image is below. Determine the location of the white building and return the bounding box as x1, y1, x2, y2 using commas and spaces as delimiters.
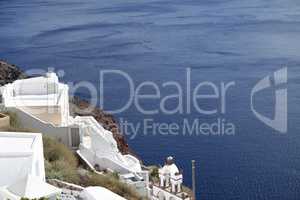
151, 157, 191, 200
81, 187, 127, 200
0, 72, 70, 126
0, 73, 149, 196
0, 132, 61, 200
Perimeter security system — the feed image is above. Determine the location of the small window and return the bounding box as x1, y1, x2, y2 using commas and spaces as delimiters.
71, 128, 80, 148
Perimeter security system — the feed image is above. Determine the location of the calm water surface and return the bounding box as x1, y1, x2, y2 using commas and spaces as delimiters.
1, 0, 300, 199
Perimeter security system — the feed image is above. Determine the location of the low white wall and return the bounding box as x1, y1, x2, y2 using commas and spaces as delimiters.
152, 185, 191, 200
11, 107, 73, 147
19, 106, 62, 126
78, 146, 127, 173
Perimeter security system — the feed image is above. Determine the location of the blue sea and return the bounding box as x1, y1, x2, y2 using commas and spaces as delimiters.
1, 0, 300, 199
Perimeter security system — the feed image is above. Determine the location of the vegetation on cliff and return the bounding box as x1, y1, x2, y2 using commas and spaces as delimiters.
44, 136, 143, 200
0, 60, 26, 85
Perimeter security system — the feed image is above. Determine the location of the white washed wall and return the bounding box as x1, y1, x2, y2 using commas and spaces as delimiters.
11, 107, 74, 148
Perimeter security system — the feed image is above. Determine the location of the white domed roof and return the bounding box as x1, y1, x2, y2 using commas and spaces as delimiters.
82, 186, 126, 200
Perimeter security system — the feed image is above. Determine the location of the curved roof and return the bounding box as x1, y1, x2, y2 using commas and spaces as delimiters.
7, 175, 61, 199
0, 132, 45, 187
82, 187, 127, 200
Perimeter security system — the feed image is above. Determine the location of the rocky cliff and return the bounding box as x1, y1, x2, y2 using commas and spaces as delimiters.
0, 61, 26, 85
0, 60, 132, 154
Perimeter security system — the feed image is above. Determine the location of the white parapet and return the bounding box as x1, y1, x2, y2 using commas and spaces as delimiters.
81, 187, 127, 200
0, 132, 61, 200
0, 132, 46, 186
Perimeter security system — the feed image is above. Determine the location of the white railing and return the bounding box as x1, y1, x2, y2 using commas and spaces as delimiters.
171, 174, 183, 181
75, 115, 143, 177
124, 154, 141, 166
74, 116, 117, 147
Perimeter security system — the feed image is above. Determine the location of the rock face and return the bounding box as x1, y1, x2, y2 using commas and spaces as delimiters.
0, 60, 133, 154
0, 61, 26, 86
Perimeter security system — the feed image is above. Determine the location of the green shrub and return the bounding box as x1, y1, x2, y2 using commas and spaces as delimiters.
43, 136, 80, 183
1, 112, 31, 132
43, 136, 78, 168
111, 171, 120, 180
83, 173, 143, 200
5, 111, 20, 128
45, 160, 80, 184
148, 166, 159, 183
